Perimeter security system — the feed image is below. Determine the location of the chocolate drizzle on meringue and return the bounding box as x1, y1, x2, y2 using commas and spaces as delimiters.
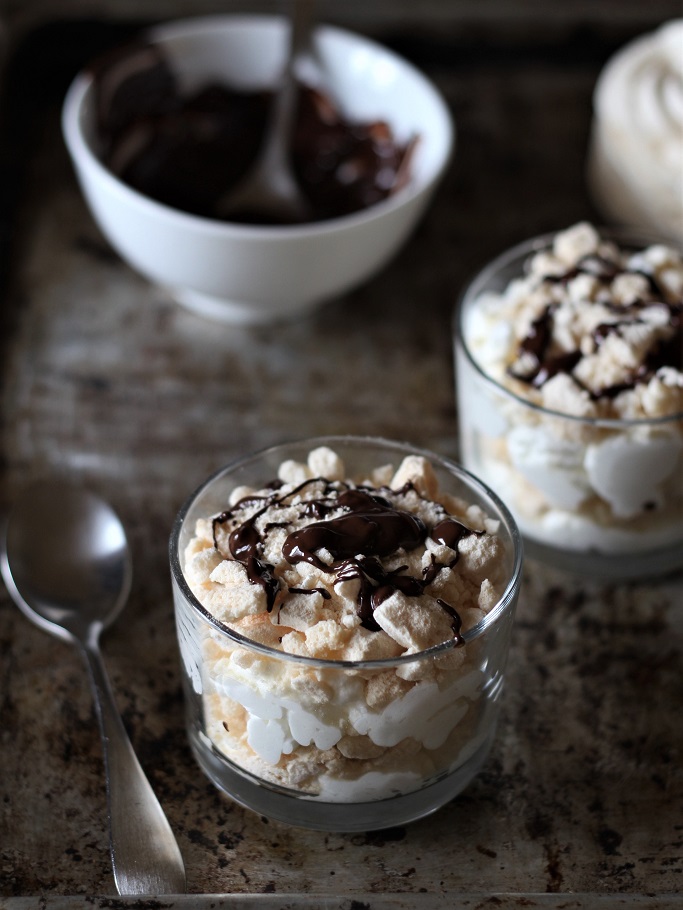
508, 251, 683, 398
281, 489, 427, 570
213, 478, 481, 643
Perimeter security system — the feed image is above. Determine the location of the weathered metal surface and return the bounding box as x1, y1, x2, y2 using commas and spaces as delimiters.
2, 896, 683, 910
0, 7, 681, 908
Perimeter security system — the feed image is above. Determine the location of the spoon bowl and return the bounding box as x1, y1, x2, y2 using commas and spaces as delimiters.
2, 480, 131, 641
1, 478, 186, 895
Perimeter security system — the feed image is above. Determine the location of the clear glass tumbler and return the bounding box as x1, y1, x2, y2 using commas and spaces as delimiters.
169, 436, 522, 831
454, 233, 683, 580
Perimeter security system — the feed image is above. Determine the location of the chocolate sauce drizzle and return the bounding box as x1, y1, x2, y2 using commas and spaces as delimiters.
213, 479, 482, 644
510, 303, 582, 388
508, 253, 683, 398
282, 489, 426, 570
213, 493, 280, 612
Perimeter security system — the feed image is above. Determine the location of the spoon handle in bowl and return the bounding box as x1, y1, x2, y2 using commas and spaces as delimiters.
80, 639, 186, 895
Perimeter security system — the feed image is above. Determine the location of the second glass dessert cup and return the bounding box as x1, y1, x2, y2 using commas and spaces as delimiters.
169, 436, 522, 831
454, 232, 683, 580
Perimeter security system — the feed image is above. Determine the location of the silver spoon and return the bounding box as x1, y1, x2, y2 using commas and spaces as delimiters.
218, 0, 316, 222
0, 479, 186, 895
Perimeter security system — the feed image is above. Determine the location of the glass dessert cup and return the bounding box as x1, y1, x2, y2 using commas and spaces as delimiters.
454, 232, 683, 581
169, 436, 522, 831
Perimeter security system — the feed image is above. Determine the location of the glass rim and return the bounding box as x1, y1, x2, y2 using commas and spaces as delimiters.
454, 227, 683, 430
169, 434, 523, 669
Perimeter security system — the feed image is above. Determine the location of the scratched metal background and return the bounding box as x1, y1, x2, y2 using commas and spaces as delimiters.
0, 2, 681, 907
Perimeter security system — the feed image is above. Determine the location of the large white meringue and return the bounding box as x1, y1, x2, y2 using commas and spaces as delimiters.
588, 20, 683, 244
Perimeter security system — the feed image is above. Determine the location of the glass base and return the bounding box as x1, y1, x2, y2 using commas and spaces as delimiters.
187, 721, 496, 832
522, 534, 683, 582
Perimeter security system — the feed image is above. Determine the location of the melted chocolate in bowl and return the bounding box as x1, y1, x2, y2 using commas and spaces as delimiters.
90, 40, 416, 224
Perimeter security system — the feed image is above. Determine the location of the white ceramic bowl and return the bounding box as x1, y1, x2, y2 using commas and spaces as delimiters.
62, 14, 454, 324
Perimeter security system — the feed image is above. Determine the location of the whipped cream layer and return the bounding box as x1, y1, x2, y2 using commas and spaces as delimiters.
588, 20, 683, 244
459, 223, 683, 557
181, 447, 512, 801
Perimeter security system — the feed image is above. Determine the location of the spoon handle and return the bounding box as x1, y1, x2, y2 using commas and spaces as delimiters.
259, 0, 316, 171
80, 639, 186, 895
